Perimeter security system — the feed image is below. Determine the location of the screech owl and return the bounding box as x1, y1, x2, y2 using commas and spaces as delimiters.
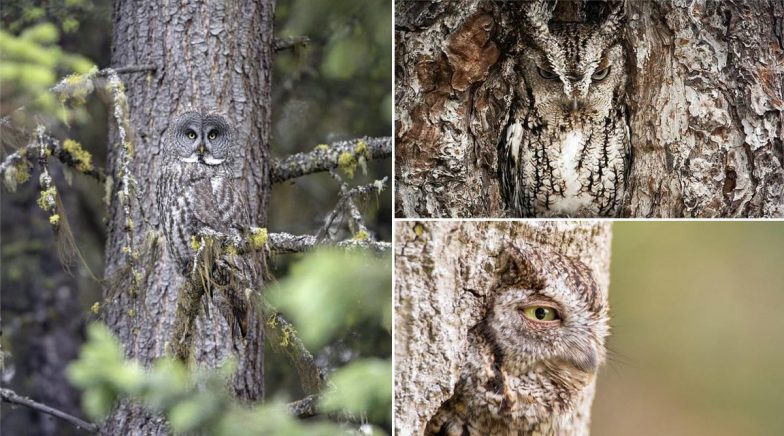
425, 245, 609, 436
498, 1, 630, 217
156, 110, 254, 337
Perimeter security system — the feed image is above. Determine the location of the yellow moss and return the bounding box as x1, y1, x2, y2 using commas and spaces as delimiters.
190, 235, 201, 251
249, 227, 268, 250
128, 308, 137, 318
121, 246, 131, 254
123, 140, 135, 157
37, 186, 57, 212
62, 139, 93, 173
354, 139, 368, 157
49, 214, 60, 225
315, 144, 330, 152
134, 271, 142, 282
266, 314, 278, 328
414, 223, 425, 237
338, 151, 357, 178
353, 230, 369, 241
91, 302, 100, 314
280, 324, 296, 348
225, 244, 238, 256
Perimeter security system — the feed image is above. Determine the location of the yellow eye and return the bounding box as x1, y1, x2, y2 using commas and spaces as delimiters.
208, 131, 217, 140
187, 131, 197, 140
521, 306, 559, 322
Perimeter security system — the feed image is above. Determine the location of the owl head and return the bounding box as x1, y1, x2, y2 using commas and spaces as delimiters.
167, 111, 233, 165
484, 245, 609, 411
518, 1, 626, 123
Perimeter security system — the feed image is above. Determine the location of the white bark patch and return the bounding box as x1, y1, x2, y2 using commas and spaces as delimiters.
506, 121, 524, 164
551, 132, 591, 213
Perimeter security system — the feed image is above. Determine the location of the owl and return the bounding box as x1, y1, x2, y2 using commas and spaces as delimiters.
156, 111, 254, 338
425, 245, 609, 435
498, 1, 630, 217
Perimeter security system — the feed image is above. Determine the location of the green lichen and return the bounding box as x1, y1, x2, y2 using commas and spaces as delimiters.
3, 162, 30, 192
48, 214, 60, 225
266, 314, 278, 329
315, 144, 330, 152
37, 186, 57, 212
225, 244, 238, 256
249, 227, 268, 250
91, 302, 100, 314
353, 230, 369, 241
190, 235, 201, 251
62, 138, 93, 173
338, 151, 357, 178
127, 308, 137, 318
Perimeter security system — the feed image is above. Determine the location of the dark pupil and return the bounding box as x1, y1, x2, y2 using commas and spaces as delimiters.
535, 307, 547, 320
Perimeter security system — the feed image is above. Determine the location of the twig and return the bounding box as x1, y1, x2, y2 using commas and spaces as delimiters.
271, 137, 392, 184
96, 64, 157, 75
317, 176, 388, 241
274, 36, 311, 52
1, 387, 98, 433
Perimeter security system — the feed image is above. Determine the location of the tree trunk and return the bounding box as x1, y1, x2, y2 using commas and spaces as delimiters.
394, 221, 612, 435
102, 1, 273, 433
394, 0, 784, 218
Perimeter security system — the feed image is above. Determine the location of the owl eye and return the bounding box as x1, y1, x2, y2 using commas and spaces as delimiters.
521, 305, 560, 322
186, 130, 197, 140
592, 67, 610, 81
207, 131, 217, 140
537, 66, 558, 80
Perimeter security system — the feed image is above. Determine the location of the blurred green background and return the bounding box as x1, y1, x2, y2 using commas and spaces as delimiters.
593, 222, 784, 436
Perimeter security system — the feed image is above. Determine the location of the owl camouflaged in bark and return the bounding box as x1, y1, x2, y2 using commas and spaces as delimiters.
157, 110, 253, 338
499, 1, 630, 217
426, 245, 609, 436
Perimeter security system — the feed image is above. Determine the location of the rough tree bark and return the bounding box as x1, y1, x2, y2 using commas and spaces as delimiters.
102, 1, 273, 433
394, 221, 612, 435
394, 0, 784, 217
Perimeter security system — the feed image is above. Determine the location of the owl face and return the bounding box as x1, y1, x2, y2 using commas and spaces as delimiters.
169, 111, 232, 165
520, 10, 626, 125
485, 248, 609, 412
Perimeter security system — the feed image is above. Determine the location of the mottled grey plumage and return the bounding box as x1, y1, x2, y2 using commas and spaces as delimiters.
425, 244, 609, 435
499, 1, 629, 217
157, 110, 253, 337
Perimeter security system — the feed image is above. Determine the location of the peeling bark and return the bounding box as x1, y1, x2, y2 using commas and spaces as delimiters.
102, 1, 273, 433
395, 0, 784, 217
394, 221, 612, 435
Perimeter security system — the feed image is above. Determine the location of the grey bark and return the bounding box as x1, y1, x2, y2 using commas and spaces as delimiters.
102, 1, 274, 434
394, 221, 612, 435
394, 0, 784, 217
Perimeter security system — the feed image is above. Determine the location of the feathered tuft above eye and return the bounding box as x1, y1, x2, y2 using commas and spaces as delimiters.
537, 66, 558, 80
592, 67, 610, 81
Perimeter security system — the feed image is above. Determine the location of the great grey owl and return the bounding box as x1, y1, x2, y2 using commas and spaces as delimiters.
157, 110, 253, 337
425, 245, 609, 435
499, 1, 630, 217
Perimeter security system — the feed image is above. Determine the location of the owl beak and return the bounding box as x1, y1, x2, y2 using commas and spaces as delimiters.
198, 143, 206, 156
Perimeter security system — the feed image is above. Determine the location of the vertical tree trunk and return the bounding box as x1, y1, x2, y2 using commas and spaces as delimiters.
394, 221, 612, 435
394, 0, 784, 218
102, 1, 273, 433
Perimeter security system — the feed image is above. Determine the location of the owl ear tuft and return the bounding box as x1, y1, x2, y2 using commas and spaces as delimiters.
495, 245, 546, 290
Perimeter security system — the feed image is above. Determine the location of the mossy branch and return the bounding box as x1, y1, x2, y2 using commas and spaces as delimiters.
273, 36, 311, 52
270, 136, 391, 184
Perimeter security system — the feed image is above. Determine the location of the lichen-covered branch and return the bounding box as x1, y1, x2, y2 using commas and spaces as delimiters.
287, 394, 318, 418
1, 387, 98, 433
269, 231, 391, 255
270, 136, 392, 184
274, 36, 310, 52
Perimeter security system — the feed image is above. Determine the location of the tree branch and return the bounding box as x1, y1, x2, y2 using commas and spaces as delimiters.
274, 36, 310, 52
287, 394, 318, 418
1, 387, 98, 433
269, 232, 391, 255
271, 136, 392, 184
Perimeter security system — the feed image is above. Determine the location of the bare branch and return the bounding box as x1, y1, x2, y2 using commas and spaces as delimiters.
1, 387, 98, 433
96, 64, 157, 75
271, 136, 392, 184
274, 36, 311, 52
